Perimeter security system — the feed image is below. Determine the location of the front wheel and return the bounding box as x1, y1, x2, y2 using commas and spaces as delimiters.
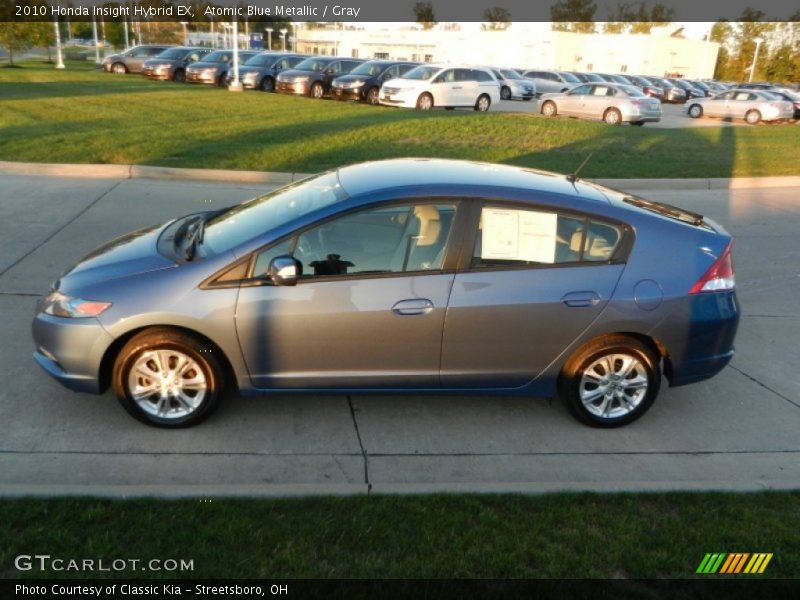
688, 104, 703, 118
365, 86, 380, 105
541, 100, 557, 117
416, 92, 433, 110
745, 109, 761, 125
474, 94, 491, 112
260, 76, 275, 92
310, 81, 324, 99
111, 62, 127, 75
500, 86, 512, 100
559, 336, 660, 427
172, 69, 185, 83
112, 328, 223, 428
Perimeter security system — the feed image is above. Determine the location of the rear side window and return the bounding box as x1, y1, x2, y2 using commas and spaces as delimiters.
473, 69, 494, 82
472, 207, 623, 268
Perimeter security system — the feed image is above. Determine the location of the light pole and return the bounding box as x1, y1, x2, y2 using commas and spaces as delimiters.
749, 37, 764, 82
53, 16, 65, 69
230, 21, 243, 92
280, 28, 287, 51
180, 21, 189, 46
265, 27, 273, 50
91, 16, 101, 64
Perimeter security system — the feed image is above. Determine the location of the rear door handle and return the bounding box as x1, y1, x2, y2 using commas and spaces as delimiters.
562, 291, 601, 308
392, 298, 434, 316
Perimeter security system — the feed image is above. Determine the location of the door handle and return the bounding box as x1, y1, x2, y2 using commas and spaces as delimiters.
451, 86, 462, 89
392, 298, 434, 316
562, 291, 601, 308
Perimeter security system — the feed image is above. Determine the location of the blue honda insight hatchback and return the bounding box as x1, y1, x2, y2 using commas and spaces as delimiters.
32, 159, 739, 427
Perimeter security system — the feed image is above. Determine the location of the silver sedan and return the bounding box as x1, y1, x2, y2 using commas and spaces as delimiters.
686, 89, 795, 124
540, 83, 662, 126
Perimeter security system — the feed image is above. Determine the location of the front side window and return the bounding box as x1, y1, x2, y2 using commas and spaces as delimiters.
253, 203, 457, 279
570, 84, 593, 95
472, 206, 622, 268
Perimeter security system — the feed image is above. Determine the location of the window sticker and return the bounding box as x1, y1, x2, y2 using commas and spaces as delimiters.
481, 208, 557, 263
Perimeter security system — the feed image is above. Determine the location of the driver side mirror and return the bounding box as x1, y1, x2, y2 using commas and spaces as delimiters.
268, 255, 301, 286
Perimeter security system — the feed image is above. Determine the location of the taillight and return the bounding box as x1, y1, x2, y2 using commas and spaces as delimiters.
689, 242, 735, 294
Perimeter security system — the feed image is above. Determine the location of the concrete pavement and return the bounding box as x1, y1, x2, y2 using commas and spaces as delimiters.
0, 174, 798, 496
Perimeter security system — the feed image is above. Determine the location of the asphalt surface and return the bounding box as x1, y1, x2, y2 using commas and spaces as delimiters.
1, 173, 799, 496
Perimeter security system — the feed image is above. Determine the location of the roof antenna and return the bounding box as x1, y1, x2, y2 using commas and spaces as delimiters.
566, 151, 594, 184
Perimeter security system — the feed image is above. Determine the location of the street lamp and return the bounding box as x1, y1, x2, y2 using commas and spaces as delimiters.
91, 15, 100, 64
53, 16, 65, 69
280, 28, 287, 51
229, 21, 243, 92
749, 37, 764, 83
265, 27, 273, 50
180, 21, 189, 46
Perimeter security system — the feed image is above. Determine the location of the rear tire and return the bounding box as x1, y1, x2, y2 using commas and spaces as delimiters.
688, 104, 703, 118
559, 335, 661, 428
745, 109, 761, 125
474, 94, 491, 112
112, 328, 223, 428
603, 107, 622, 125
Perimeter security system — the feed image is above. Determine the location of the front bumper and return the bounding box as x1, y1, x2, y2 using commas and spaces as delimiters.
331, 86, 364, 101
185, 71, 218, 84
31, 312, 115, 394
141, 67, 173, 81
276, 80, 310, 95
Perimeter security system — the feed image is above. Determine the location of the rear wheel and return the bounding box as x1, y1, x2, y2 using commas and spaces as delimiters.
365, 86, 380, 105
416, 92, 433, 110
501, 86, 512, 100
475, 94, 491, 112
541, 100, 557, 117
745, 109, 761, 125
111, 62, 127, 75
559, 336, 660, 428
688, 104, 703, 118
112, 328, 223, 428
603, 107, 622, 125
172, 69, 185, 83
310, 81, 324, 98
260, 76, 275, 92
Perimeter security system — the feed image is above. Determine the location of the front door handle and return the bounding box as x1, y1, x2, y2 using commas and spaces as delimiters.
562, 291, 601, 308
392, 298, 434, 316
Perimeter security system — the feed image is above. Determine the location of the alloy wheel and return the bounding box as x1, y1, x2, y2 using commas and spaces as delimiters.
579, 353, 649, 419
127, 349, 207, 420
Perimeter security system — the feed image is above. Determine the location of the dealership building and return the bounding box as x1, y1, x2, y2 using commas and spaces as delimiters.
292, 23, 720, 78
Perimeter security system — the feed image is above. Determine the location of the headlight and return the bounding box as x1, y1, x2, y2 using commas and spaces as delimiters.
41, 291, 111, 318
347, 80, 365, 89
202, 67, 218, 75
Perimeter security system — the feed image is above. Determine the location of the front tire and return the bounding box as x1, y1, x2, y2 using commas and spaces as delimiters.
559, 336, 660, 428
604, 107, 622, 125
501, 86, 512, 100
541, 100, 557, 117
365, 86, 380, 105
416, 92, 433, 110
111, 62, 127, 75
745, 109, 761, 125
260, 76, 275, 92
310, 81, 324, 99
112, 328, 223, 428
688, 104, 703, 118
172, 69, 185, 83
474, 94, 491, 112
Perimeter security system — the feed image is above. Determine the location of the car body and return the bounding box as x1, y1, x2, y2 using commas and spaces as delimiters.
184, 50, 259, 86
521, 69, 581, 96
667, 78, 706, 100
331, 60, 419, 104
619, 74, 664, 100
102, 45, 173, 74
643, 76, 687, 103
489, 68, 536, 101
275, 56, 365, 98
380, 64, 501, 111
141, 47, 211, 82
32, 159, 739, 429
686, 89, 794, 124
224, 52, 306, 91
540, 82, 662, 125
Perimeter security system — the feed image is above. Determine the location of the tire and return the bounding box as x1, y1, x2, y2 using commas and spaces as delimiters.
112, 328, 223, 428
541, 100, 557, 117
501, 86, 512, 100
416, 92, 433, 110
111, 62, 127, 75
475, 94, 491, 112
630, 121, 645, 127
745, 109, 761, 125
365, 86, 380, 105
310, 81, 324, 99
260, 76, 275, 92
688, 104, 703, 118
559, 335, 661, 428
603, 107, 622, 125
217, 74, 227, 88
172, 69, 185, 83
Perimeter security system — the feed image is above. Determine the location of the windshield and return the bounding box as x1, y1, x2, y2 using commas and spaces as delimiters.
350, 61, 387, 76
157, 48, 188, 60
619, 84, 645, 97
244, 53, 274, 67
500, 69, 522, 80
402, 65, 440, 80
201, 171, 348, 255
294, 57, 330, 72
203, 51, 230, 63
560, 71, 580, 83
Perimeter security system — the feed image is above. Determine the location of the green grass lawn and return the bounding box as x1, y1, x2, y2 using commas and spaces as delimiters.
1, 61, 798, 178
2, 492, 799, 579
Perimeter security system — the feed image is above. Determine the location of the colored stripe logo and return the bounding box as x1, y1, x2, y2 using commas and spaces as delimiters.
697, 553, 773, 574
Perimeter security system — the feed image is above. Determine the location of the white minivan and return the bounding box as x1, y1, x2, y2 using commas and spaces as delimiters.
379, 64, 501, 111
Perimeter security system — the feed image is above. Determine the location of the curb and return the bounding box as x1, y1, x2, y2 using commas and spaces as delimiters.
0, 160, 797, 190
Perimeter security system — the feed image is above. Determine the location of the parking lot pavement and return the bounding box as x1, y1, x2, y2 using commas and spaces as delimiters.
1, 174, 799, 496
494, 100, 748, 128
